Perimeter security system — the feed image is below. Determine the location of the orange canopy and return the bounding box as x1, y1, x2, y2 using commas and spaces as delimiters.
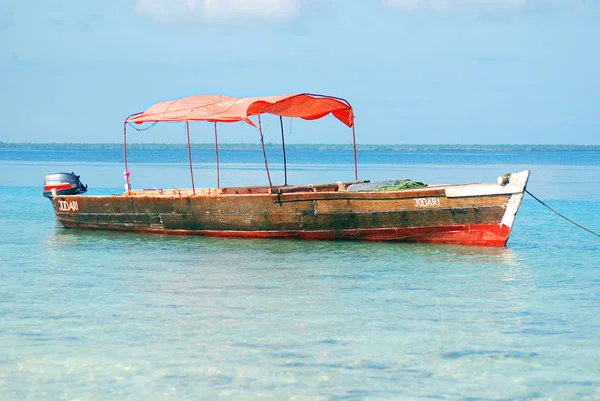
126, 93, 353, 128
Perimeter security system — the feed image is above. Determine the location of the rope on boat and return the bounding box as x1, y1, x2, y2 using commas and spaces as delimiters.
525, 189, 600, 238
127, 122, 157, 131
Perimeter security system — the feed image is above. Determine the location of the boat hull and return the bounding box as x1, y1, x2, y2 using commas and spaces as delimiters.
51, 171, 530, 247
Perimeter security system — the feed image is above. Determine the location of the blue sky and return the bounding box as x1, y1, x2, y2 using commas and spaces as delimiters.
1, 0, 598, 144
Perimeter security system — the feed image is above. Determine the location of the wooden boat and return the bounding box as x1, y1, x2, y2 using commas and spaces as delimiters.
46, 93, 530, 247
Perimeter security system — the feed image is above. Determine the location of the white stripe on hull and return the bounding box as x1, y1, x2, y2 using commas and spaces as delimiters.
445, 184, 522, 198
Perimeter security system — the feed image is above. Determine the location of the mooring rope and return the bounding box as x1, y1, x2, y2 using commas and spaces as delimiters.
525, 189, 600, 238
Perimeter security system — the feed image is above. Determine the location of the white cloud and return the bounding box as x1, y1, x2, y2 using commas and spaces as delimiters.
135, 0, 301, 21
385, 0, 558, 11
134, 0, 561, 21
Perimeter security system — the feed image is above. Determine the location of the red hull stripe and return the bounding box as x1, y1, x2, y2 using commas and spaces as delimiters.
61, 223, 512, 247
44, 184, 72, 191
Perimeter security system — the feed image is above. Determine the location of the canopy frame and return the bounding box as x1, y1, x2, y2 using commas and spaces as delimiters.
185, 122, 196, 195
122, 93, 358, 193
280, 116, 288, 186
214, 123, 220, 188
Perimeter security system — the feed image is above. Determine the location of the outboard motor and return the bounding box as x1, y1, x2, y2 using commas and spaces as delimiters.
43, 172, 88, 199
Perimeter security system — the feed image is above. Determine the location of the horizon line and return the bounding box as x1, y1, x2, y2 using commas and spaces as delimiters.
2, 142, 600, 150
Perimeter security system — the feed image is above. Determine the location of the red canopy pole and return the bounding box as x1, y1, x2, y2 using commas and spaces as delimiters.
351, 116, 358, 181
122, 112, 143, 195
258, 115, 273, 188
279, 116, 288, 186
123, 121, 130, 195
214, 122, 220, 188
186, 122, 196, 195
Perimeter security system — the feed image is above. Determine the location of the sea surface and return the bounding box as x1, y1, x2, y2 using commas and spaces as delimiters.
1, 146, 599, 400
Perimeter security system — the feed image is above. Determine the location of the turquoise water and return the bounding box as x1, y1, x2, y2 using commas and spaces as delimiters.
1, 148, 599, 400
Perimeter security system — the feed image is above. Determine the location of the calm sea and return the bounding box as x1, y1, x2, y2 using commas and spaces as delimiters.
1, 146, 599, 400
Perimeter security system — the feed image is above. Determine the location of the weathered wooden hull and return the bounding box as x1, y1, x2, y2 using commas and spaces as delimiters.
51, 170, 530, 247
